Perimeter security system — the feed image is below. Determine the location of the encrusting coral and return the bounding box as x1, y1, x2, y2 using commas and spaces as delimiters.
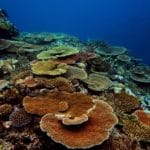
31, 60, 68, 76
40, 100, 118, 149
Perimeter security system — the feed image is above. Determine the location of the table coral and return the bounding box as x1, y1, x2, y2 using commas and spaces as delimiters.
83, 73, 113, 91
37, 45, 79, 59
64, 65, 88, 80
31, 60, 68, 76
23, 91, 93, 116
95, 46, 127, 56
40, 100, 118, 149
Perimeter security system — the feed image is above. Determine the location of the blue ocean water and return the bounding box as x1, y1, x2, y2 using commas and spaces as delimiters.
0, 0, 150, 65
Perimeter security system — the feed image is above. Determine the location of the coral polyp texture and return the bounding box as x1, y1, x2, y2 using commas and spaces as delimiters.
40, 100, 118, 149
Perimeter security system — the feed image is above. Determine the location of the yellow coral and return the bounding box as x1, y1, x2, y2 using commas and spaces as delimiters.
31, 60, 68, 76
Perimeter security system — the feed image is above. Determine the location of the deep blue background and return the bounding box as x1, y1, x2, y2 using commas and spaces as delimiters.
0, 0, 150, 65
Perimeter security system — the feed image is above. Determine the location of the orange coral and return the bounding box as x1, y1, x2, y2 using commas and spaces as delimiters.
40, 100, 118, 149
133, 110, 150, 126
23, 92, 93, 116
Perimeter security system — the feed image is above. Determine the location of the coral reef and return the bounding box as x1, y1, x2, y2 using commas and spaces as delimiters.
0, 9, 150, 149
40, 100, 118, 149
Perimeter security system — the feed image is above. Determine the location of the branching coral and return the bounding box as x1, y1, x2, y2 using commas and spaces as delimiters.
40, 100, 118, 149
31, 60, 68, 76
